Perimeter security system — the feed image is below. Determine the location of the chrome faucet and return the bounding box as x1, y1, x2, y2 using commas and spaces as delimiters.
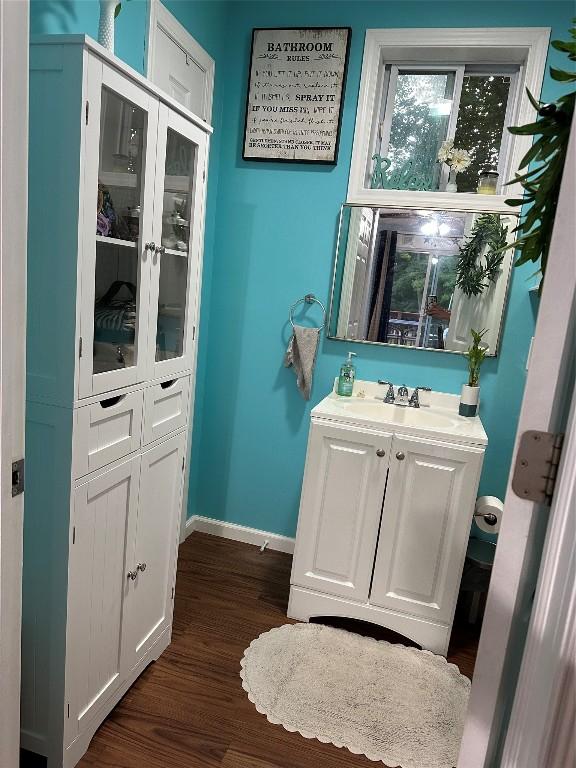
409, 386, 432, 409
377, 380, 395, 403
396, 384, 410, 406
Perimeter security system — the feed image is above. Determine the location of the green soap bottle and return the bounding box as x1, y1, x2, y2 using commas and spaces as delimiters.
337, 351, 357, 397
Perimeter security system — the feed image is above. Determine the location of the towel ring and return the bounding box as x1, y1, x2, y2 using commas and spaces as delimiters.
289, 293, 326, 331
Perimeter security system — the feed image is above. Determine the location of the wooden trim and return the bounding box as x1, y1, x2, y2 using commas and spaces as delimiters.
347, 27, 550, 209
184, 515, 295, 555
0, 1, 28, 765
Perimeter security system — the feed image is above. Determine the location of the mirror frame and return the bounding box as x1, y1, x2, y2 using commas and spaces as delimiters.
327, 203, 518, 357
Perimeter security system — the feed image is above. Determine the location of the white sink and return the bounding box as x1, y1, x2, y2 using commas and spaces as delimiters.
312, 379, 488, 446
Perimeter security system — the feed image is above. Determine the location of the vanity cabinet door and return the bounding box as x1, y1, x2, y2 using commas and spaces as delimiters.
369, 434, 484, 624
146, 105, 208, 381
65, 456, 140, 743
122, 432, 185, 672
291, 422, 392, 602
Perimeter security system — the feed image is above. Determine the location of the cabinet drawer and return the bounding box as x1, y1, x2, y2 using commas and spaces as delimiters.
143, 376, 190, 445
73, 390, 144, 477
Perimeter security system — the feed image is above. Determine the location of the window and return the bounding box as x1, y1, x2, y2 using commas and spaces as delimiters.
375, 66, 516, 194
347, 28, 550, 211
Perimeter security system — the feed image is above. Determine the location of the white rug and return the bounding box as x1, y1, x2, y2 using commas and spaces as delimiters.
240, 623, 470, 768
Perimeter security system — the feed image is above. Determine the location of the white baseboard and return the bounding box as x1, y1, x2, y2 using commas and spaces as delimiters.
183, 515, 295, 554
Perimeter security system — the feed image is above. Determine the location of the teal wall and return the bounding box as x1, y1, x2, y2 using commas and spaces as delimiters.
29, 1, 573, 539
195, 1, 572, 538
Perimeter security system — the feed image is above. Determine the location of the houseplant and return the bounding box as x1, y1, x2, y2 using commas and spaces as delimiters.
459, 328, 489, 417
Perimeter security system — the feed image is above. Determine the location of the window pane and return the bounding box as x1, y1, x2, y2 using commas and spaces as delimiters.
384, 71, 456, 191
452, 75, 512, 192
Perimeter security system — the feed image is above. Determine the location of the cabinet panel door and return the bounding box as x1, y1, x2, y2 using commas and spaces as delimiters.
291, 422, 391, 602
122, 432, 185, 671
146, 105, 208, 380
78, 56, 158, 398
370, 435, 484, 624
66, 456, 139, 742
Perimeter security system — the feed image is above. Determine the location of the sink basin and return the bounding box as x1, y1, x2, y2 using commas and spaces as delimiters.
312, 380, 488, 446
330, 399, 458, 429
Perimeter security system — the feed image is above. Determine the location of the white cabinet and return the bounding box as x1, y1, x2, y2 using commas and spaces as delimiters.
123, 433, 185, 670
289, 405, 485, 655
291, 423, 391, 602
23, 35, 210, 768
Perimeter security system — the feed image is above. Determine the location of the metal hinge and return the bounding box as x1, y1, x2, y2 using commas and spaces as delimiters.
11, 459, 25, 497
192, 325, 196, 341
67, 703, 70, 719
72, 526, 76, 545
79, 336, 83, 358
85, 101, 89, 125
182, 456, 185, 472
171, 587, 175, 599
512, 430, 564, 505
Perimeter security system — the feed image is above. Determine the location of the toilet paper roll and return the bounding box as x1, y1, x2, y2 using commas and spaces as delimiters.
474, 495, 504, 534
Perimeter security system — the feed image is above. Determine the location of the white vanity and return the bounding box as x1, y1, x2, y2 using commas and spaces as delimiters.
288, 380, 487, 655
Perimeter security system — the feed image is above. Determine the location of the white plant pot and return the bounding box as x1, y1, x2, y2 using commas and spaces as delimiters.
459, 384, 479, 417
98, 0, 116, 52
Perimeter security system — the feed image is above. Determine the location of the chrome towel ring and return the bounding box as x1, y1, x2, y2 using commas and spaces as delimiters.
289, 294, 326, 331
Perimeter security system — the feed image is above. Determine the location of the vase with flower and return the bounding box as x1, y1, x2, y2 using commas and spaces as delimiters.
437, 140, 472, 192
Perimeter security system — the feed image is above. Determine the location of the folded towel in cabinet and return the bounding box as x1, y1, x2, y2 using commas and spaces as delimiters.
284, 325, 320, 401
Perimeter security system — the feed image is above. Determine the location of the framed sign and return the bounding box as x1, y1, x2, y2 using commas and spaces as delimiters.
243, 27, 351, 164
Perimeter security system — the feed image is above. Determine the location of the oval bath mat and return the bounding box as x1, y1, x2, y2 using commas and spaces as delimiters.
240, 623, 470, 768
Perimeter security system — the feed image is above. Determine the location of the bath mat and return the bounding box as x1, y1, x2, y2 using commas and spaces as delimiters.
240, 623, 470, 768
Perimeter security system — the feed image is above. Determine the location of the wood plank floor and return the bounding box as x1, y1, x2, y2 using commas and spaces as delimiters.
68, 532, 479, 768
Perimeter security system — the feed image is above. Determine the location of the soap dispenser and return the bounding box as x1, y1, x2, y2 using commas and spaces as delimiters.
337, 352, 357, 397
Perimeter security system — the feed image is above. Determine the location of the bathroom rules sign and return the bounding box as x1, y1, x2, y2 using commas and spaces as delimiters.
243, 28, 351, 164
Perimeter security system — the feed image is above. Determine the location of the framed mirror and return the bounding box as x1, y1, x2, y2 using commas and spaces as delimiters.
328, 205, 517, 356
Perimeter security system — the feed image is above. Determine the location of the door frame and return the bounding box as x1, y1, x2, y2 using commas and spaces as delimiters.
458, 117, 576, 766
146, 0, 215, 123
0, 0, 28, 765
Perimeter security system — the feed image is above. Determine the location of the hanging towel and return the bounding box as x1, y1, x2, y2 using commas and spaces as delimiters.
284, 325, 320, 401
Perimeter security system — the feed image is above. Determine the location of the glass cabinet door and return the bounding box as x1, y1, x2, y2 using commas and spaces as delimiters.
148, 106, 208, 379
79, 63, 157, 398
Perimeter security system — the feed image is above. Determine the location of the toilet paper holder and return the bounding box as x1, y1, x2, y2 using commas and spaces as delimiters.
474, 510, 498, 527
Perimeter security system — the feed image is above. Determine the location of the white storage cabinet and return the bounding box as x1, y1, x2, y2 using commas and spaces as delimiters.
22, 35, 212, 768
289, 415, 485, 655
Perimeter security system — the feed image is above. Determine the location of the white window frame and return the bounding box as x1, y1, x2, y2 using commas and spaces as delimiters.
347, 28, 550, 213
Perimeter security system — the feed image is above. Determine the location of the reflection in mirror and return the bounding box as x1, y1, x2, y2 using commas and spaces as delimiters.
328, 206, 516, 356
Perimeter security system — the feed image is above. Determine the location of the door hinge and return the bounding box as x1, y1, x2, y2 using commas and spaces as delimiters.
192, 325, 196, 341
79, 336, 83, 358
182, 456, 185, 472
171, 587, 175, 599
85, 101, 89, 125
67, 703, 70, 719
512, 430, 564, 505
72, 526, 76, 545
11, 458, 25, 497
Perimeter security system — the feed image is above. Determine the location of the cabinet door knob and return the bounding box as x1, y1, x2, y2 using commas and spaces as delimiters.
396, 451, 405, 461
376, 448, 386, 457
136, 562, 147, 572
155, 245, 165, 255
127, 570, 138, 581
145, 242, 156, 252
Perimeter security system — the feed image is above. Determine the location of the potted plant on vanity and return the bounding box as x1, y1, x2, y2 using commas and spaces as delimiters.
460, 328, 488, 417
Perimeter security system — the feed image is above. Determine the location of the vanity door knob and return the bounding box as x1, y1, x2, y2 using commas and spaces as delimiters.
127, 570, 138, 581
136, 562, 147, 572
396, 451, 405, 461
376, 449, 386, 457
145, 242, 156, 252
155, 245, 165, 255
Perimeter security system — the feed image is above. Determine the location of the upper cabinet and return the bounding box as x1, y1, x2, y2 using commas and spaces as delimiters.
27, 38, 211, 406
79, 58, 208, 398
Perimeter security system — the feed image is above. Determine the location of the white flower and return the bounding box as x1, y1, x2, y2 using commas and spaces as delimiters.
437, 140, 454, 163
450, 148, 472, 172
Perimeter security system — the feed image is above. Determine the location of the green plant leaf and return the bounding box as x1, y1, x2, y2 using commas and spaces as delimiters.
550, 67, 576, 82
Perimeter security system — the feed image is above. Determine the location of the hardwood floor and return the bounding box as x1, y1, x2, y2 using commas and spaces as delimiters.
67, 531, 479, 768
